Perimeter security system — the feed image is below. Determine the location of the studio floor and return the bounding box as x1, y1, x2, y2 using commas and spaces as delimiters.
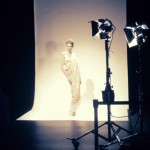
1, 119, 150, 150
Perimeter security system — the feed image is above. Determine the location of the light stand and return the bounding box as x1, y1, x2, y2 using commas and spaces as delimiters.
123, 22, 149, 149
91, 19, 142, 150
124, 22, 149, 133
95, 37, 135, 150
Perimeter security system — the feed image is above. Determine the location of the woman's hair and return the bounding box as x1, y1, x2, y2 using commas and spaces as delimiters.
66, 39, 74, 47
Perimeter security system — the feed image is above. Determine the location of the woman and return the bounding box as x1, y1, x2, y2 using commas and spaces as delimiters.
61, 39, 81, 116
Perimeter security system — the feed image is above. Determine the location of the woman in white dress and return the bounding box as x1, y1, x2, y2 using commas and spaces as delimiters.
61, 39, 81, 116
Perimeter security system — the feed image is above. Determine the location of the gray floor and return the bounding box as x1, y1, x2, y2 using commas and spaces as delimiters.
2, 120, 149, 150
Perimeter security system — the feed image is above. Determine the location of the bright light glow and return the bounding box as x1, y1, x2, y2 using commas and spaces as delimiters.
18, 0, 128, 121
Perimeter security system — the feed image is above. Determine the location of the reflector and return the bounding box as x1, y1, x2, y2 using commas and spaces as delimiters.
90, 18, 115, 39
124, 22, 149, 48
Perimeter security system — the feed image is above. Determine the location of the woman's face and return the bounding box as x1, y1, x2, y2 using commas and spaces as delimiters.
66, 43, 73, 53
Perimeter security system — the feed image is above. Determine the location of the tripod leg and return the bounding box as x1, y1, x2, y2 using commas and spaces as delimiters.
110, 123, 121, 146
112, 122, 131, 134
72, 139, 80, 150
66, 138, 80, 150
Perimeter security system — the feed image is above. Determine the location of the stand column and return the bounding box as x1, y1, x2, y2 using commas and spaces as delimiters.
93, 99, 99, 150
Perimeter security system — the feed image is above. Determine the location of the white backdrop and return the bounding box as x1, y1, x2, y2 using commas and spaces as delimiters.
18, 0, 128, 121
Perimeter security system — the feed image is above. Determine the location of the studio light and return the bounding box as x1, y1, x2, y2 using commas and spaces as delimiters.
124, 22, 149, 48
90, 18, 116, 40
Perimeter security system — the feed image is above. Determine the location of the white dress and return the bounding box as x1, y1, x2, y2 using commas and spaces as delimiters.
61, 51, 81, 115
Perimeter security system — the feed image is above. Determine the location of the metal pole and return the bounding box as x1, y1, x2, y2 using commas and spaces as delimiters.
93, 99, 99, 150
105, 39, 112, 140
